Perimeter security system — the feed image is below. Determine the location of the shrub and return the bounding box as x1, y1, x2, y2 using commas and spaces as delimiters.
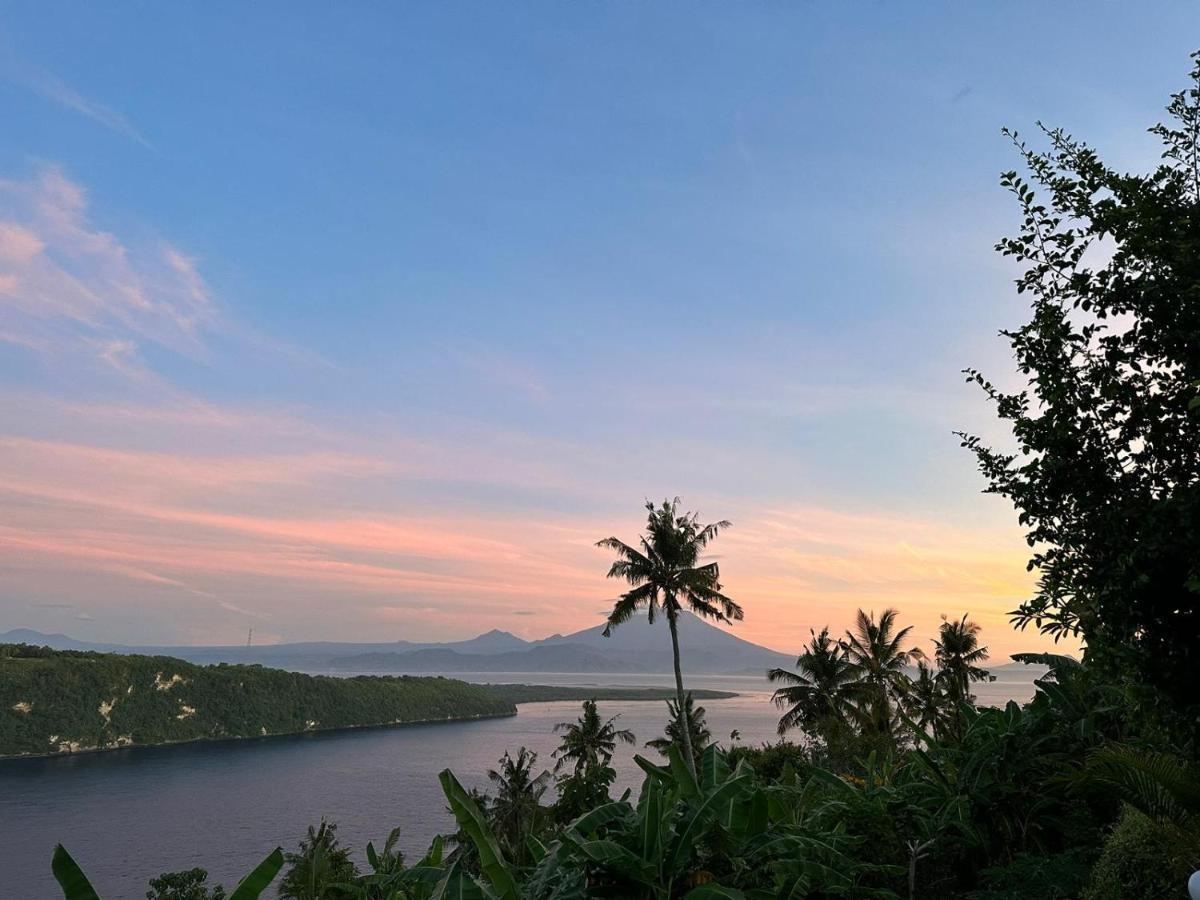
968, 851, 1093, 900
1082, 807, 1198, 900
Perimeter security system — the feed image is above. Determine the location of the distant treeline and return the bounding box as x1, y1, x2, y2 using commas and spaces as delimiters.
0, 644, 515, 758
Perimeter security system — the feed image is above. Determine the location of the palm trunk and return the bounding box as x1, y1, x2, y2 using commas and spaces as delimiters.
667, 610, 697, 778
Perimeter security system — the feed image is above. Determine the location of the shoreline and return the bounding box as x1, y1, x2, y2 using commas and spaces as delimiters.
0, 709, 519, 763
0, 686, 743, 762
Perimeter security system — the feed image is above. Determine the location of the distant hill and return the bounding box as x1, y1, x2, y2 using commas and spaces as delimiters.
1, 614, 795, 675
0, 644, 514, 758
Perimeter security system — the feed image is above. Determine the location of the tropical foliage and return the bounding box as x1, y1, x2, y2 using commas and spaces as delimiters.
957, 50, 1200, 748
645, 692, 712, 772
552, 700, 635, 821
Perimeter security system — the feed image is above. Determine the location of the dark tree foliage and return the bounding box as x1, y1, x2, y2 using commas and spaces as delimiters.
145, 868, 226, 900
959, 54, 1200, 742
645, 691, 711, 770
278, 821, 357, 900
0, 644, 514, 757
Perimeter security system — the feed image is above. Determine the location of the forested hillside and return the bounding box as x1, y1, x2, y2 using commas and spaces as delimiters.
0, 644, 515, 758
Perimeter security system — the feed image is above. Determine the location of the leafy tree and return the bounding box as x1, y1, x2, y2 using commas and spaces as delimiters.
278, 821, 357, 900
485, 747, 550, 866
1082, 806, 1198, 900
843, 608, 924, 738
645, 692, 711, 769
145, 868, 225, 900
597, 497, 741, 776
768, 626, 859, 738
959, 52, 1200, 744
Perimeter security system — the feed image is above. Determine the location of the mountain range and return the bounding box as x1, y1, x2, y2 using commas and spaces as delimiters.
0, 614, 798, 675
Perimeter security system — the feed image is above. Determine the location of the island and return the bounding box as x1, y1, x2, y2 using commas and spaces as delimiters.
0, 644, 516, 758
0, 644, 739, 759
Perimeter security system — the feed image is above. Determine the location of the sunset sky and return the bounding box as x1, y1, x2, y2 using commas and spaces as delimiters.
0, 4, 1192, 656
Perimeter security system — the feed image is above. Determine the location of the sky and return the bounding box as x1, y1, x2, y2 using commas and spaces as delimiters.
0, 3, 1194, 657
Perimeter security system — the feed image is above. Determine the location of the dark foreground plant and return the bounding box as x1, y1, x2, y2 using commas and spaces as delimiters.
52, 845, 283, 900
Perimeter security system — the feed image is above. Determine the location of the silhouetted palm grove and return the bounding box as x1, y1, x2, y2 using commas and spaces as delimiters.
46, 48, 1200, 900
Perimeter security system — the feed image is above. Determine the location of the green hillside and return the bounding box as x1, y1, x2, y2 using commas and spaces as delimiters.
0, 644, 515, 758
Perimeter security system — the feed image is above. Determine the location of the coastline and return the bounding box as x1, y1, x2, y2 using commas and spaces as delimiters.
0, 686, 743, 761
0, 708, 520, 762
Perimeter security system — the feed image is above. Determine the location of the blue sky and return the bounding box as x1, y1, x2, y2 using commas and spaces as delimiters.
0, 3, 1194, 652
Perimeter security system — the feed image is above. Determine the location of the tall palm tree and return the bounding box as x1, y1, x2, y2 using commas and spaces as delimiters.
597, 497, 741, 776
553, 699, 635, 775
768, 627, 859, 738
646, 692, 711, 769
486, 747, 551, 865
933, 613, 993, 705
843, 608, 924, 736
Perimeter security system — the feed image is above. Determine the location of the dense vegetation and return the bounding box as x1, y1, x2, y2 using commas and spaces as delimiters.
43, 47, 1200, 900
0, 645, 515, 757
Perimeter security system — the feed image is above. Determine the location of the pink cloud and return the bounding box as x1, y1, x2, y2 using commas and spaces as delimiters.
0, 422, 1059, 655
0, 167, 217, 376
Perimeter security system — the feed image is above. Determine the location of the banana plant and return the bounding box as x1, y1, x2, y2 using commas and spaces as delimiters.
337, 832, 449, 899
51, 844, 284, 900
439, 769, 522, 900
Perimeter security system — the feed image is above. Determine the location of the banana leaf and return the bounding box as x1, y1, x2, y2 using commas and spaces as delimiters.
51, 845, 100, 900
438, 769, 519, 900
228, 848, 285, 900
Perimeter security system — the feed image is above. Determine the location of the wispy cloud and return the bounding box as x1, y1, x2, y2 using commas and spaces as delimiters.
14, 63, 151, 147
0, 166, 217, 381
450, 343, 550, 401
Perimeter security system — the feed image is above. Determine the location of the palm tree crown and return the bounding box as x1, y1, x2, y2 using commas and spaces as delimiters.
768, 626, 859, 737
553, 699, 635, 775
646, 692, 711, 766
843, 608, 924, 735
934, 613, 993, 704
486, 747, 550, 865
597, 498, 741, 634
905, 661, 948, 738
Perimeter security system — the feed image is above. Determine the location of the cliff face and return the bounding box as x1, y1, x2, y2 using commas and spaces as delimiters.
0, 644, 516, 758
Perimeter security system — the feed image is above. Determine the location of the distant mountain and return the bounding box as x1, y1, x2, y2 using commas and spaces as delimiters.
300, 614, 795, 675
1, 615, 794, 675
0, 629, 118, 652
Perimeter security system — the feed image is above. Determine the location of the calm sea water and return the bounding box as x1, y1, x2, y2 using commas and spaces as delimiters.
0, 670, 1037, 899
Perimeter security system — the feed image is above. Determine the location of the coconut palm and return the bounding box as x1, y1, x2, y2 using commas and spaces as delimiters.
933, 613, 993, 706
646, 692, 711, 769
486, 747, 551, 865
768, 626, 859, 738
553, 699, 635, 775
278, 820, 357, 900
905, 661, 949, 739
843, 608, 924, 737
597, 497, 741, 776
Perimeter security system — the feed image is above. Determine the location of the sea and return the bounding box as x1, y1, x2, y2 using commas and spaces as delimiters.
0, 669, 1038, 898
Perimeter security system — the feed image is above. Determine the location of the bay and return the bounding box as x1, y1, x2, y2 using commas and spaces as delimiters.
0, 670, 1038, 898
